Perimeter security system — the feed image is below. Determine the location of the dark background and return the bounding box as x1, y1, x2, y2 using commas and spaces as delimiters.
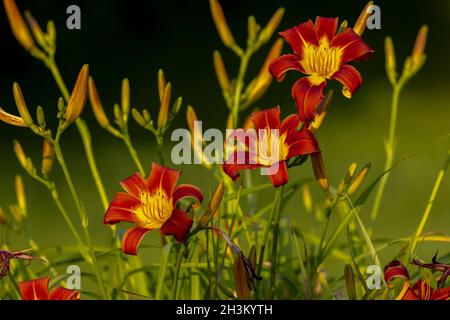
0, 0, 449, 270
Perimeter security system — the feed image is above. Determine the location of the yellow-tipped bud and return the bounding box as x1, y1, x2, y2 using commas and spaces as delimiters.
88, 77, 110, 128
302, 185, 313, 214
157, 83, 171, 129
41, 139, 54, 176
347, 164, 371, 196
13, 140, 27, 168
385, 37, 397, 85
198, 182, 224, 227
65, 64, 89, 125
186, 105, 198, 135
0, 207, 6, 225
339, 20, 348, 33
311, 153, 329, 192
46, 20, 56, 46
0, 107, 26, 127
209, 0, 236, 48
412, 25, 428, 67
258, 8, 285, 45
247, 39, 284, 105
247, 16, 259, 43
24, 11, 46, 48
311, 91, 333, 131
3, 0, 35, 51
121, 78, 130, 122
13, 83, 34, 127
158, 69, 166, 103
345, 162, 358, 185
213, 51, 232, 94
15, 175, 26, 214
353, 1, 373, 36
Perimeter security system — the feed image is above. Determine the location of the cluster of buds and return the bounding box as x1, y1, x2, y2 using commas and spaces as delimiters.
337, 163, 372, 197
385, 25, 428, 86
210, 0, 285, 112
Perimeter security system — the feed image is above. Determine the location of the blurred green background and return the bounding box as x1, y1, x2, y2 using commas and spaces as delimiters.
0, 0, 449, 279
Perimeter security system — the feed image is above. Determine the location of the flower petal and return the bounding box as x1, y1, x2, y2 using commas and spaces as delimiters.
147, 163, 181, 196
120, 173, 147, 198
433, 287, 450, 300
104, 192, 139, 225
269, 54, 303, 82
173, 184, 204, 207
122, 227, 151, 256
280, 114, 300, 136
160, 209, 193, 243
314, 17, 338, 42
251, 107, 281, 130
331, 64, 363, 99
286, 128, 320, 158
291, 78, 326, 123
267, 161, 289, 188
331, 28, 374, 64
280, 20, 319, 56
19, 277, 50, 300
49, 287, 80, 300
223, 152, 261, 181
384, 260, 410, 283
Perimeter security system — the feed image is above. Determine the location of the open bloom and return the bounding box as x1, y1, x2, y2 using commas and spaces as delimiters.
104, 163, 204, 255
269, 17, 374, 122
223, 107, 320, 188
384, 260, 450, 300
19, 276, 80, 300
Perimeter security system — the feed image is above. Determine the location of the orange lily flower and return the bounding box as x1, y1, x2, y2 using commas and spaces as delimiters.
223, 107, 320, 188
104, 163, 204, 255
269, 17, 374, 123
384, 260, 450, 300
19, 276, 80, 300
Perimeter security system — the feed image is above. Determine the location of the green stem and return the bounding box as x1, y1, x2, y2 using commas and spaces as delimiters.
269, 185, 285, 299
231, 52, 251, 126
408, 148, 450, 259
172, 245, 186, 299
123, 133, 145, 175
370, 83, 403, 224
44, 57, 109, 211
53, 140, 109, 300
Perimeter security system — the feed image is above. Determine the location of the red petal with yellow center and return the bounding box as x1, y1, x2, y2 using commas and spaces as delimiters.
223, 152, 261, 181
160, 209, 193, 243
331, 64, 363, 99
147, 163, 181, 197
173, 184, 204, 206
292, 78, 326, 123
104, 192, 139, 225
251, 107, 281, 130
122, 227, 152, 256
280, 20, 318, 56
286, 128, 320, 158
269, 54, 303, 81
314, 17, 338, 41
49, 287, 80, 300
280, 114, 300, 136
120, 173, 147, 198
267, 161, 289, 188
331, 28, 374, 64
19, 277, 50, 300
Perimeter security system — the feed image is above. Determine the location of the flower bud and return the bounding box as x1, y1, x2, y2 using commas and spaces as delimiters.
186, 105, 198, 135
13, 140, 27, 168
353, 1, 373, 36
347, 164, 371, 196
311, 91, 333, 131
158, 69, 166, 103
198, 182, 224, 228
0, 107, 26, 127
24, 11, 46, 48
88, 77, 110, 128
247, 16, 259, 43
15, 175, 26, 214
41, 139, 54, 176
3, 0, 35, 51
213, 51, 231, 94
385, 37, 397, 85
157, 83, 171, 129
65, 65, 89, 125
209, 0, 236, 48
0, 207, 7, 225
302, 185, 313, 214
36, 106, 45, 127
172, 97, 183, 115
311, 153, 329, 192
13, 83, 34, 127
132, 109, 146, 127
121, 78, 130, 122
258, 8, 285, 45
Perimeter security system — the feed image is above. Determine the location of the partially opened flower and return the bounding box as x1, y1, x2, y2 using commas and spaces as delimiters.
223, 107, 320, 188
384, 260, 450, 300
104, 163, 204, 255
269, 17, 374, 122
19, 276, 80, 300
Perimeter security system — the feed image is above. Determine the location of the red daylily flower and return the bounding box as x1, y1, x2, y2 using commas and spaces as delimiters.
104, 163, 204, 255
269, 17, 374, 123
223, 107, 320, 188
384, 260, 450, 300
19, 276, 80, 300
